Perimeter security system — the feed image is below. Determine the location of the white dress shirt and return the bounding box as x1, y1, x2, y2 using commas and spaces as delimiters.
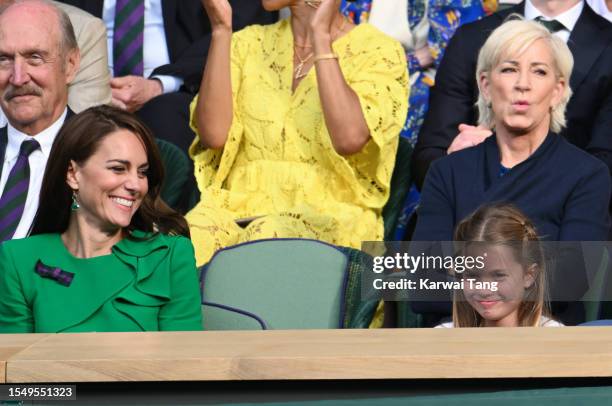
103, 0, 183, 93
0, 109, 67, 239
587, 0, 612, 22
0, 112, 5, 128
524, 0, 584, 43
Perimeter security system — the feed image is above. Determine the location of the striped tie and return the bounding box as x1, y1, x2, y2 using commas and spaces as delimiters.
0, 139, 40, 241
113, 0, 145, 77
535, 17, 566, 33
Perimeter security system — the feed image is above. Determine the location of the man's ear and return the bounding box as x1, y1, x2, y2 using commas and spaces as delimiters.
64, 48, 81, 85
66, 160, 79, 190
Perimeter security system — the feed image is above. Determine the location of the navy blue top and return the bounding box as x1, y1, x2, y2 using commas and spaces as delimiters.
411, 133, 610, 324
414, 133, 611, 243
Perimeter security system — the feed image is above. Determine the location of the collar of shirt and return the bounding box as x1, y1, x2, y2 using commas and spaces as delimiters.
5, 108, 68, 162
524, 0, 584, 34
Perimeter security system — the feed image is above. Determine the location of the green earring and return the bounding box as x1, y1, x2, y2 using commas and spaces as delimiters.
71, 191, 80, 211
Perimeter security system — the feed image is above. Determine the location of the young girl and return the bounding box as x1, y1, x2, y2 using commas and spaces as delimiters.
436, 203, 563, 328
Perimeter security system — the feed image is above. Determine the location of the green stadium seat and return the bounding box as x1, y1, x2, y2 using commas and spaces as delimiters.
200, 239, 378, 330
155, 139, 191, 211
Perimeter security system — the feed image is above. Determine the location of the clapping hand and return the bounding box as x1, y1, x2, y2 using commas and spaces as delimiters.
310, 0, 341, 36
201, 0, 232, 32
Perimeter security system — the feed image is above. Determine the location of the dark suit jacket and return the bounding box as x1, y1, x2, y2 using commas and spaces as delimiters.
57, 0, 277, 93
0, 108, 74, 237
412, 3, 612, 190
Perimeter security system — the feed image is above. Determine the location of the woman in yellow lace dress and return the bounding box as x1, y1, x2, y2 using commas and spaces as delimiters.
188, 0, 408, 265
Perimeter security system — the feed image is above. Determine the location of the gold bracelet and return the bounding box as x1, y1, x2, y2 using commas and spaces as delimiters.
313, 53, 339, 63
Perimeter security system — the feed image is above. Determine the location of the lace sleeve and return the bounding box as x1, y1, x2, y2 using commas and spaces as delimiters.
333, 35, 409, 208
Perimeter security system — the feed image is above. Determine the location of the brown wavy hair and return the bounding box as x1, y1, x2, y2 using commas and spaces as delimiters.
452, 203, 550, 327
31, 105, 189, 238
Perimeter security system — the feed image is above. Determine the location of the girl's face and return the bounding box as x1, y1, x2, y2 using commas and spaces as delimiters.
462, 245, 536, 327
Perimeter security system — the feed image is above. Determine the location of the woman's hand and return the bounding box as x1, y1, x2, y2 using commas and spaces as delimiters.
310, 0, 340, 37
447, 124, 493, 154
414, 46, 434, 69
201, 0, 232, 32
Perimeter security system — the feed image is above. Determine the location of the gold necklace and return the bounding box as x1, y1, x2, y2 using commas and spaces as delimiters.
294, 49, 314, 79
292, 16, 348, 80
294, 42, 313, 49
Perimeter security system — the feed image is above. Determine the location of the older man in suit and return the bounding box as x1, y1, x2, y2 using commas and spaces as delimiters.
413, 0, 612, 190
0, 0, 109, 125
57, 0, 277, 152
0, 0, 78, 240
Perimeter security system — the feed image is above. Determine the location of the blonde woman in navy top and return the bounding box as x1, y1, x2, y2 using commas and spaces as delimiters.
413, 18, 611, 325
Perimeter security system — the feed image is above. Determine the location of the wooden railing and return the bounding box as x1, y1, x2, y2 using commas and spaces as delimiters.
2, 327, 612, 383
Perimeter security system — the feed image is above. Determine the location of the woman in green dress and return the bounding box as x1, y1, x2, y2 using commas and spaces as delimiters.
0, 106, 202, 333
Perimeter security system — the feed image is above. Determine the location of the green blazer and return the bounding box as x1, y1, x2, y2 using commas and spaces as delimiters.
0, 232, 203, 333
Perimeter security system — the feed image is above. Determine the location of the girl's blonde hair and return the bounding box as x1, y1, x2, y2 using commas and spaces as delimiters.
452, 203, 550, 327
476, 17, 573, 134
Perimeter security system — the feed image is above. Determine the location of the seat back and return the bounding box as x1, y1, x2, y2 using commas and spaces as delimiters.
201, 239, 355, 330
583, 246, 612, 320
155, 139, 190, 210
382, 137, 413, 241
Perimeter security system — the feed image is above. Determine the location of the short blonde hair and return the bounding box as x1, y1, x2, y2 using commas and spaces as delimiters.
476, 17, 573, 134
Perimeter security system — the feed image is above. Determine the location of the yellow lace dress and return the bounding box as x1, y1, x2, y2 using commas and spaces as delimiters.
187, 19, 409, 266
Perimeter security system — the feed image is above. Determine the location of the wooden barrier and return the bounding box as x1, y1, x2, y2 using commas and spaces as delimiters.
2, 327, 612, 383
0, 334, 48, 383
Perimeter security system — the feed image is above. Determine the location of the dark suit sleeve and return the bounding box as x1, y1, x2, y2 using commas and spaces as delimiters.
585, 82, 612, 178
151, 35, 212, 94
550, 161, 612, 305
151, 1, 277, 94
560, 161, 612, 242
412, 26, 479, 190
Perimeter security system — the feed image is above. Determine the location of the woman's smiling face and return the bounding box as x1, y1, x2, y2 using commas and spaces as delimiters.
67, 129, 149, 233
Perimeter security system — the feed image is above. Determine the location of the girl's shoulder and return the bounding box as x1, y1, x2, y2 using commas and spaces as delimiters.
434, 317, 564, 328
540, 316, 564, 327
